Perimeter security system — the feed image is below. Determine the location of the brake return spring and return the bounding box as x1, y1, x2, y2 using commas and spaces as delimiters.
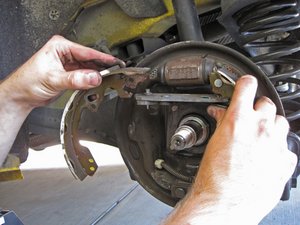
234, 0, 300, 122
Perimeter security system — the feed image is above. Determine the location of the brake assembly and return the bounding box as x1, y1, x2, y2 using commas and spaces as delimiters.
61, 41, 283, 205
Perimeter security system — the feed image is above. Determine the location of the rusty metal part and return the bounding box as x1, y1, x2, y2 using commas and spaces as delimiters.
100, 66, 151, 78
159, 56, 214, 86
61, 70, 149, 180
135, 92, 228, 105
0, 154, 23, 182
209, 69, 236, 98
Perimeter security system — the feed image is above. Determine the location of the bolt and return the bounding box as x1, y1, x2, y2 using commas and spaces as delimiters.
170, 136, 185, 150
49, 9, 60, 21
276, 82, 289, 93
214, 79, 223, 88
145, 89, 151, 95
174, 188, 186, 198
171, 105, 178, 112
128, 123, 136, 137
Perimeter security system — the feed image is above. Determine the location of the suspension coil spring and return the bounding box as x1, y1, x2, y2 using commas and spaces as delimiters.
234, 0, 300, 121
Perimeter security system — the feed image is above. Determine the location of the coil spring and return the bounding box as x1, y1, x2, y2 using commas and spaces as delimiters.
234, 0, 300, 122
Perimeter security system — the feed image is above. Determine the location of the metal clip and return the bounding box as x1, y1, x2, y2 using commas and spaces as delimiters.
209, 68, 236, 98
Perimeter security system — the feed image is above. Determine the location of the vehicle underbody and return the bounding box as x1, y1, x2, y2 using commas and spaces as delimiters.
1, 0, 300, 207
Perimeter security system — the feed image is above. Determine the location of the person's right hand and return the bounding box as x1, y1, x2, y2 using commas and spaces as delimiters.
163, 75, 297, 225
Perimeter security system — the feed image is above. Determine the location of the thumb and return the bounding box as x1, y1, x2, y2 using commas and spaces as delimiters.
55, 69, 102, 90
207, 105, 227, 125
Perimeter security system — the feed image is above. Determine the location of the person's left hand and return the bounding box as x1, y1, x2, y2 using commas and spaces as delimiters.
3, 35, 124, 108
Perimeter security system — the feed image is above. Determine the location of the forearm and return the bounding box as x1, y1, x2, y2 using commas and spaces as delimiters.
0, 75, 33, 166
162, 190, 260, 225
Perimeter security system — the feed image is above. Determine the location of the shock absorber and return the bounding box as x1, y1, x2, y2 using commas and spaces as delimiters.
234, 0, 300, 122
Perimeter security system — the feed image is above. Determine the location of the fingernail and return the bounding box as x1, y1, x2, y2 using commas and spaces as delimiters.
240, 75, 257, 84
88, 72, 101, 86
261, 96, 275, 105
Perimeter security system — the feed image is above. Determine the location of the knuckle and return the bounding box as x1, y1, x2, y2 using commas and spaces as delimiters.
258, 119, 269, 136
45, 71, 58, 86
47, 35, 66, 48
277, 115, 290, 128
67, 73, 77, 88
237, 75, 257, 87
50, 35, 64, 42
69, 72, 86, 89
260, 96, 275, 106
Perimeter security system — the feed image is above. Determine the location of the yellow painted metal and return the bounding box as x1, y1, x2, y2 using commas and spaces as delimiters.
0, 154, 23, 182
67, 0, 219, 48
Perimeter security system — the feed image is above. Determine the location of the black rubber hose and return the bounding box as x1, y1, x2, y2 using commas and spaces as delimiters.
161, 161, 193, 183
172, 0, 204, 41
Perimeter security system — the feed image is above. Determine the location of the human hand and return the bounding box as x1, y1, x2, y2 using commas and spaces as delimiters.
163, 75, 297, 225
3, 35, 124, 108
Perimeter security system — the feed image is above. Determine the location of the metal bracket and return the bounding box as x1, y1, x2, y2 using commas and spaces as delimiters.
209, 68, 236, 98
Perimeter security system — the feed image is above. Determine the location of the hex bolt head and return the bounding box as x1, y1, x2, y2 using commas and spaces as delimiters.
49, 9, 60, 21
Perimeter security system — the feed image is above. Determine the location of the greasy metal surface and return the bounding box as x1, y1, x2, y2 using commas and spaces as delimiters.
170, 116, 209, 151
61, 71, 149, 180
135, 93, 228, 104
116, 41, 284, 206
64, 0, 220, 48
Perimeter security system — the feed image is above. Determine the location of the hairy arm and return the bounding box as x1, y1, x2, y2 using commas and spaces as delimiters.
0, 35, 124, 166
0, 79, 32, 165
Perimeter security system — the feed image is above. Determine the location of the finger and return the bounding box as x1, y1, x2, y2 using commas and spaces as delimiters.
53, 69, 102, 90
275, 115, 290, 138
228, 75, 258, 115
67, 40, 124, 67
281, 150, 297, 183
207, 105, 227, 126
254, 96, 277, 121
49, 35, 125, 68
